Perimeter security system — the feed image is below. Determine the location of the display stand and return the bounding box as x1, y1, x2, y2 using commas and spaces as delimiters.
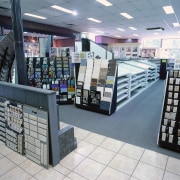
158, 70, 180, 152
0, 81, 77, 168
75, 59, 117, 115
26, 56, 75, 104
159, 59, 167, 80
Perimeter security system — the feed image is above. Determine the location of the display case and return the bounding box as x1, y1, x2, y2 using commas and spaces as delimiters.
158, 70, 180, 152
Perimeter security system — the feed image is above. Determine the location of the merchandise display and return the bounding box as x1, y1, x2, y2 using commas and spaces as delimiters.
26, 56, 75, 104
0, 97, 6, 142
4, 100, 24, 154
0, 97, 49, 168
75, 58, 117, 115
23, 105, 49, 168
0, 81, 77, 168
158, 70, 180, 152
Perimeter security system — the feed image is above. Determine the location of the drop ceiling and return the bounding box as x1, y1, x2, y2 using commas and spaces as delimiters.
0, 0, 180, 39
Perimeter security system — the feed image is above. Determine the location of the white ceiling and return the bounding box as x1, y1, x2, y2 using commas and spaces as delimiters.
0, 0, 180, 39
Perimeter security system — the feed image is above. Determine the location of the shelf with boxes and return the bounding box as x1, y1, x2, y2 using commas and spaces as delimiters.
26, 56, 75, 104
75, 58, 117, 115
158, 70, 180, 152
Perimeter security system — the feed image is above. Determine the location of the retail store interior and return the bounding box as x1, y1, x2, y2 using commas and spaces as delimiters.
0, 0, 180, 179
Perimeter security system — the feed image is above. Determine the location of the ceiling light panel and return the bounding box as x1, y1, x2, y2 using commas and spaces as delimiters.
173, 23, 180, 27
117, 28, 125, 31
24, 13, 47, 19
51, 5, 77, 15
163, 6, 174, 14
87, 18, 102, 23
133, 34, 139, 36
129, 27, 137, 30
120, 12, 133, 19
96, 0, 112, 6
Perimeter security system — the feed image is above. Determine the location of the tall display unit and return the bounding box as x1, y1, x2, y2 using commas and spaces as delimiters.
158, 70, 180, 152
75, 58, 117, 115
26, 56, 75, 104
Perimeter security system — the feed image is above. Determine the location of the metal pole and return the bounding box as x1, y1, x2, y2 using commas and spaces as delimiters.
10, 0, 27, 85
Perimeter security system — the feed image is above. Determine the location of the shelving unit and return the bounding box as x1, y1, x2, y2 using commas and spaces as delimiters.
158, 70, 180, 152
124, 60, 157, 82
116, 61, 157, 110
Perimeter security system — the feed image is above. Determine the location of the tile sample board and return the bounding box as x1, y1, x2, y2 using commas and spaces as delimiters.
23, 105, 49, 168
158, 70, 180, 152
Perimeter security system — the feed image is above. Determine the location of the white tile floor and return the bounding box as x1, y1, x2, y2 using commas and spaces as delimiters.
0, 122, 180, 180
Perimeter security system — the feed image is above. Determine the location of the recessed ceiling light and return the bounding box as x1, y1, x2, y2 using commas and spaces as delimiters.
24, 13, 47, 19
51, 5, 78, 15
117, 28, 125, 31
120, 12, 133, 19
154, 33, 159, 35
129, 27, 137, 30
96, 0, 112, 6
163, 6, 174, 14
173, 22, 180, 27
133, 34, 139, 37
96, 30, 104, 33
87, 18, 102, 23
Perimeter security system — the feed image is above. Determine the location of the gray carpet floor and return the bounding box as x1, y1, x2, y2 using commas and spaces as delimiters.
59, 80, 180, 159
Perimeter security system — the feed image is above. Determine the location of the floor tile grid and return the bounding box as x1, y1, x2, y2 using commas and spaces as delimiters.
63, 134, 108, 179
70, 125, 180, 180
69, 133, 180, 180
69, 135, 135, 179
0, 147, 34, 179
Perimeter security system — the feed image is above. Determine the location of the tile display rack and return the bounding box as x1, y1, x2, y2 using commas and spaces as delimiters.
26, 56, 75, 105
75, 59, 117, 115
158, 70, 180, 152
0, 81, 77, 168
0, 97, 6, 142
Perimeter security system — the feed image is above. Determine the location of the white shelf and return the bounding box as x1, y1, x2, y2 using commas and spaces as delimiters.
116, 60, 158, 110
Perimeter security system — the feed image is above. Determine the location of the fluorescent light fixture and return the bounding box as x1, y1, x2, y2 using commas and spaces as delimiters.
51, 5, 78, 15
116, 35, 122, 38
178, 31, 180, 34
163, 6, 174, 14
117, 28, 125, 31
129, 27, 137, 30
120, 12, 133, 19
133, 34, 139, 37
87, 18, 102, 23
154, 33, 159, 35
173, 22, 180, 27
96, 0, 112, 6
24, 13, 47, 19
96, 30, 104, 33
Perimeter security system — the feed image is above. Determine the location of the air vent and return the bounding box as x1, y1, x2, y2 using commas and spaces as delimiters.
146, 27, 164, 31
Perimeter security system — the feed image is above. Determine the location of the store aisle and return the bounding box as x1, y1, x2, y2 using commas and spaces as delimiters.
0, 122, 180, 180
60, 80, 180, 159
